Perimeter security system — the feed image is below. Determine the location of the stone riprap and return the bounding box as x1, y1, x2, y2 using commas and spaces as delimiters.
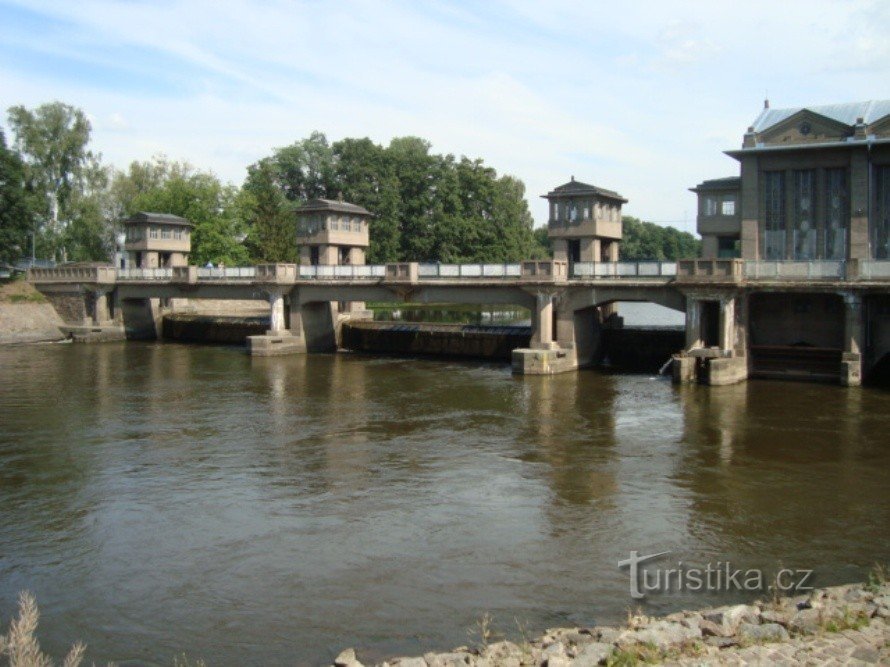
333, 582, 890, 667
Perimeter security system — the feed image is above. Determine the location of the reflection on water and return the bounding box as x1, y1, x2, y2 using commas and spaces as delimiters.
0, 343, 888, 665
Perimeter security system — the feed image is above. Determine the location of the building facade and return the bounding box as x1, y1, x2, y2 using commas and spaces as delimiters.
692, 99, 890, 261
296, 198, 372, 266
123, 212, 192, 269
543, 177, 626, 267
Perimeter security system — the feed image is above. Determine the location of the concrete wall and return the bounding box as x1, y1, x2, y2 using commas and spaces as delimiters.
748, 292, 844, 348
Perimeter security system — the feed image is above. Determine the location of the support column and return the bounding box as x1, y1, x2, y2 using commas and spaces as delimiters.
268, 290, 285, 334
532, 291, 557, 350
719, 296, 736, 353
685, 298, 702, 350
841, 291, 863, 386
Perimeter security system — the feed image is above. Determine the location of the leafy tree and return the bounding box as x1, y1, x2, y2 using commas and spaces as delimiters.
0, 129, 36, 264
113, 157, 249, 266
241, 158, 297, 262
620, 216, 700, 261
6, 102, 95, 260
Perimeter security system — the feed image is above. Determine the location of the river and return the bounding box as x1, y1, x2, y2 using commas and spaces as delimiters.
0, 341, 888, 665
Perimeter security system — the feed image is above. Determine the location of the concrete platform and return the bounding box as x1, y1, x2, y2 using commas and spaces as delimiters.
246, 333, 306, 356
511, 347, 577, 375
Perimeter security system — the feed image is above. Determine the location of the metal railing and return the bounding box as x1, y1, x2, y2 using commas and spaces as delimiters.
299, 265, 386, 279
196, 267, 257, 280
118, 267, 173, 281
571, 261, 677, 278
418, 263, 522, 278
743, 260, 846, 280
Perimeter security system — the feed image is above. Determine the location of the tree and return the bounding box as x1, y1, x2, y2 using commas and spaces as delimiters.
620, 216, 700, 261
241, 158, 297, 263
113, 157, 250, 266
6, 102, 94, 260
0, 129, 36, 264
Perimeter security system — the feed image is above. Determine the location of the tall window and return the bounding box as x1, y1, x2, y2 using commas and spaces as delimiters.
792, 170, 816, 259
876, 166, 890, 260
823, 169, 847, 260
704, 197, 718, 216
721, 198, 736, 216
763, 171, 786, 259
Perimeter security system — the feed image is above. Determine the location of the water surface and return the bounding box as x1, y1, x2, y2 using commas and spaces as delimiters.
0, 342, 888, 665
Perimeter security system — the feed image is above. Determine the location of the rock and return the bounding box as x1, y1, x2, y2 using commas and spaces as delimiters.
788, 608, 822, 635
541, 642, 566, 659
851, 646, 881, 663
424, 652, 471, 667
702, 604, 760, 634
704, 636, 737, 649
479, 640, 522, 667
391, 658, 427, 667
621, 620, 700, 651
571, 642, 612, 666
544, 657, 571, 667
737, 622, 789, 643
333, 648, 364, 667
760, 608, 792, 626
593, 627, 620, 644
698, 619, 727, 637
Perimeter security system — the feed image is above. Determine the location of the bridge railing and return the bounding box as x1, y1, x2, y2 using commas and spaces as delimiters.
743, 260, 846, 280
300, 264, 386, 279
572, 261, 677, 278
418, 263, 523, 278
118, 267, 174, 281
859, 260, 890, 280
196, 267, 257, 280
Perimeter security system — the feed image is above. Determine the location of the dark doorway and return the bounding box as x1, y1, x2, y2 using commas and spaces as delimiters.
701, 301, 720, 348
310, 246, 320, 265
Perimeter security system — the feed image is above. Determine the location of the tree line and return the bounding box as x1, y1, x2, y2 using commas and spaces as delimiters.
1, 101, 698, 267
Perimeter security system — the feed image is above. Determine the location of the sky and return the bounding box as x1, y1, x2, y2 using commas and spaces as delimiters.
1, 1, 888, 234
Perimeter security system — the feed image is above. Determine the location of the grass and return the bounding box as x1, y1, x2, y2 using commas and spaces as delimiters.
7, 293, 45, 304
0, 592, 84, 667
866, 562, 888, 593
605, 642, 660, 666
821, 606, 870, 633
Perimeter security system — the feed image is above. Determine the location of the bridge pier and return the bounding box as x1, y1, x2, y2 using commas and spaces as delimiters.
247, 286, 307, 356
672, 291, 748, 386
841, 292, 863, 386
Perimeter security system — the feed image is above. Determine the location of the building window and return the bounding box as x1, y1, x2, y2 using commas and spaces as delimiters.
704, 197, 718, 216
763, 171, 786, 259
161, 228, 171, 240
721, 198, 736, 216
718, 236, 741, 258
149, 227, 159, 239
876, 166, 890, 260
174, 228, 182, 240
792, 169, 816, 260
823, 169, 847, 260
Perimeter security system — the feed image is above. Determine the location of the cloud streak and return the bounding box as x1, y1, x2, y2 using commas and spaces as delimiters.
1, 0, 887, 231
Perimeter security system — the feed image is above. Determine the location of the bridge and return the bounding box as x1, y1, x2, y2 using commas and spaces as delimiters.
28, 258, 890, 385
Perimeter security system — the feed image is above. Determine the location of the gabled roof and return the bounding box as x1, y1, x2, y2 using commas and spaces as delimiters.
124, 212, 193, 227
751, 99, 890, 133
542, 177, 627, 202
298, 198, 374, 216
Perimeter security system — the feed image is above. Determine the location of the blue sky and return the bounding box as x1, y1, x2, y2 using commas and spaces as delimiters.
1, 0, 888, 232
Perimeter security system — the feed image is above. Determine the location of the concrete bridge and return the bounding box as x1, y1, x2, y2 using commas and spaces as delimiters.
28, 258, 890, 385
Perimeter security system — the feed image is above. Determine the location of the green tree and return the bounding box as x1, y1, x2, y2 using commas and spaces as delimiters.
241, 158, 297, 262
619, 216, 700, 260
113, 157, 249, 266
6, 102, 95, 260
0, 129, 36, 264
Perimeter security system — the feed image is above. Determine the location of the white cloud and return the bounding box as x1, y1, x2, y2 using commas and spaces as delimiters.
1, 0, 888, 233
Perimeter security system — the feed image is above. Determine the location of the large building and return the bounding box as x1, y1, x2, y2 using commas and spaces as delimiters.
543, 177, 626, 267
692, 99, 890, 261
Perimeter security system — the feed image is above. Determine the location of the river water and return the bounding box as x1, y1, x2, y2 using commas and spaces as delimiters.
0, 341, 888, 665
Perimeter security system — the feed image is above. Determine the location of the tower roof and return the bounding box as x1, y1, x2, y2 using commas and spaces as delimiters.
542, 177, 627, 203
750, 99, 890, 133
123, 212, 193, 227
298, 198, 374, 216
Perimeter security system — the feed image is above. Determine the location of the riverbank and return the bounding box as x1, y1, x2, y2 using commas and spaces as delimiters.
334, 581, 889, 667
0, 280, 64, 344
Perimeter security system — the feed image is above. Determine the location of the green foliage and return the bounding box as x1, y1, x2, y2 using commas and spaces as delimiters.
254, 131, 541, 263
241, 159, 298, 263
620, 216, 700, 261
112, 157, 249, 266
6, 102, 97, 261
0, 129, 35, 264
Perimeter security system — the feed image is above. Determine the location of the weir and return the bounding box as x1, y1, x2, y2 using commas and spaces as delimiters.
28, 257, 890, 386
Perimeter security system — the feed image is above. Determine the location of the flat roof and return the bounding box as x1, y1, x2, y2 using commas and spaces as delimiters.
298, 198, 374, 216
124, 212, 194, 227
541, 177, 627, 203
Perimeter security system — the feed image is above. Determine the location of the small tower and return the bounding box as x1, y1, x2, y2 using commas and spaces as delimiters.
542, 177, 626, 266
123, 212, 192, 269
296, 197, 372, 266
